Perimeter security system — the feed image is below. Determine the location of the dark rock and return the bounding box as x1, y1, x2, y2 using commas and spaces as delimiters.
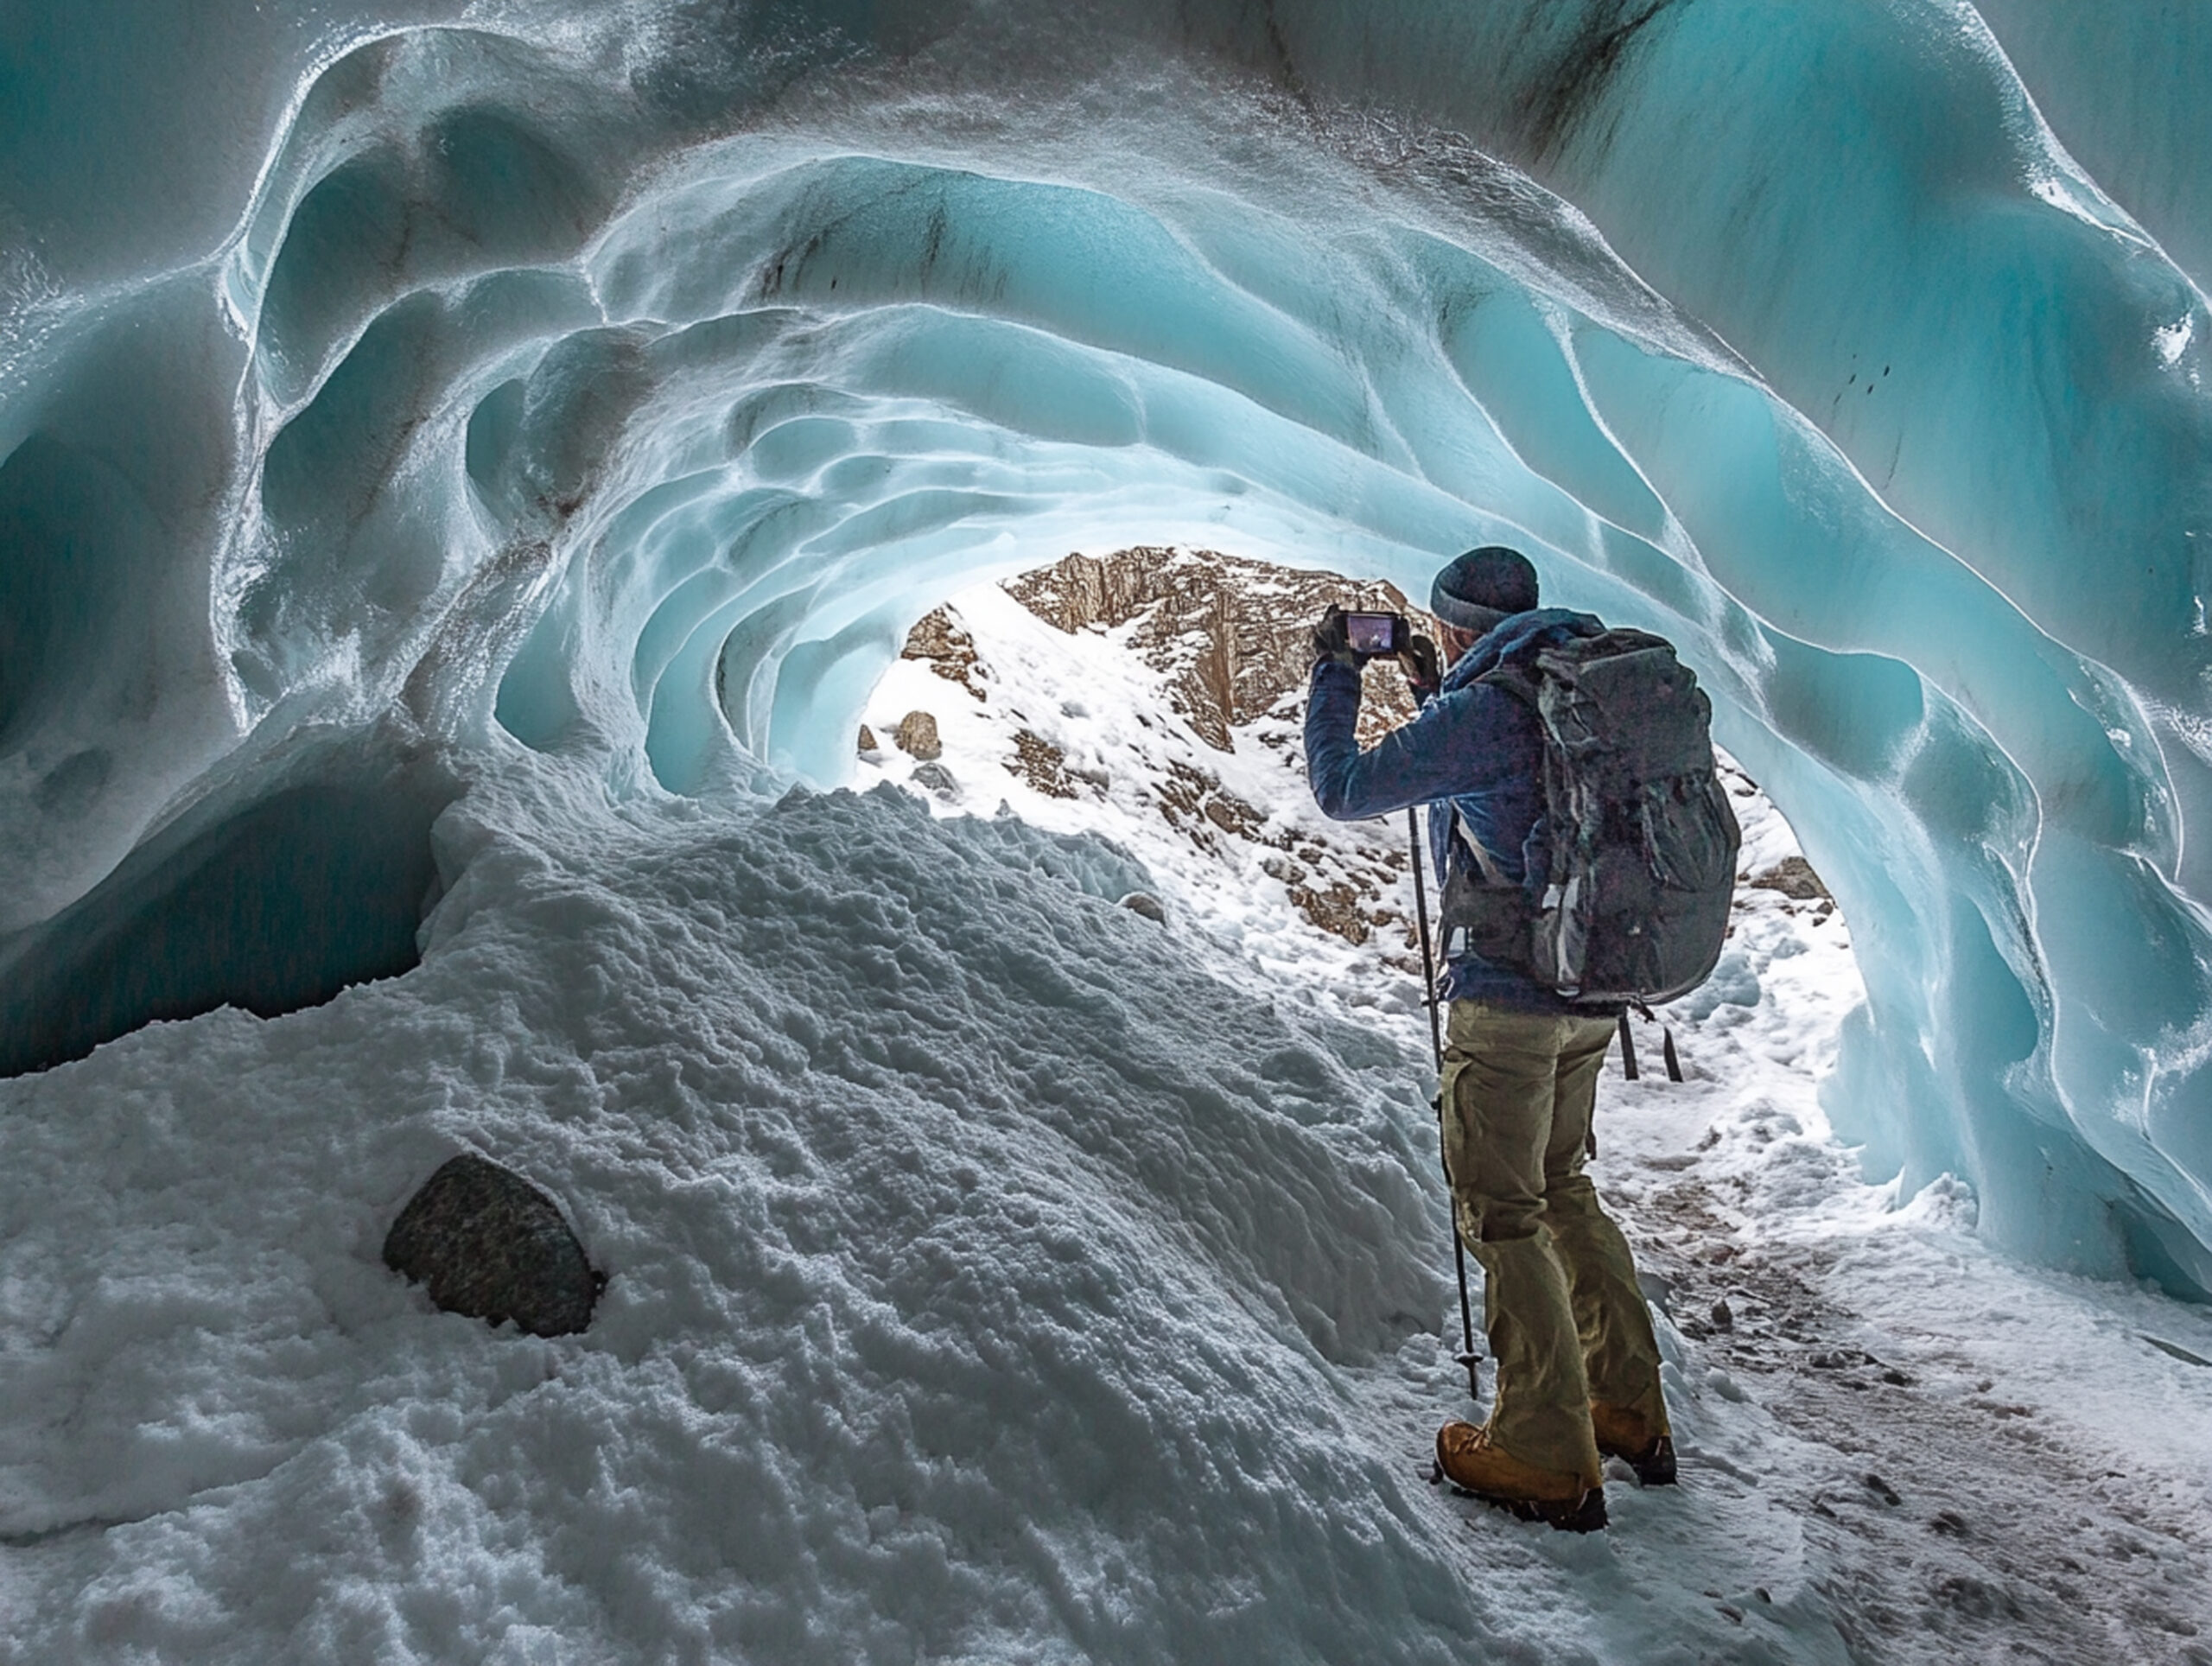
1117, 891, 1166, 924
909, 761, 958, 798
857, 724, 879, 753
383, 1153, 601, 1337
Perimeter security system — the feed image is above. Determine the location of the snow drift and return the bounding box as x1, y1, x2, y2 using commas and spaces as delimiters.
3, 3, 2210, 1281
0, 772, 1481, 1660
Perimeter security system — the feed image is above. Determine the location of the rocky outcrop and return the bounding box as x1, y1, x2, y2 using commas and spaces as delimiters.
1751, 855, 1829, 900
900, 607, 987, 700
1010, 729, 1080, 798
1002, 547, 1440, 751
886, 547, 1429, 953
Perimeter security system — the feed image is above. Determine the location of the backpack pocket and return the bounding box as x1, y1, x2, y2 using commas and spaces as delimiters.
1638, 773, 1737, 893
1438, 859, 1534, 967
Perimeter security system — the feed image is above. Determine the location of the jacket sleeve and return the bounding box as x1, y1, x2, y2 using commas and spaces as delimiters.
1304, 660, 1521, 820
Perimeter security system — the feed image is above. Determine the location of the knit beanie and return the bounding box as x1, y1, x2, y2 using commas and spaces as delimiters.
1430, 546, 1540, 635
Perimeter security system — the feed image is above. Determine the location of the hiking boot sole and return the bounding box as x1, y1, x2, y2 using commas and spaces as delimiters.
1433, 1464, 1609, 1533
1501, 1485, 1608, 1532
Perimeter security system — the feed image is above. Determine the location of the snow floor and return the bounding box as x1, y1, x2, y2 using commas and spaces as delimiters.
1, 579, 2209, 1663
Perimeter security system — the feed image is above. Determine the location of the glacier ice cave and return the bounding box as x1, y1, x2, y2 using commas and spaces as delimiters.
5, 0, 2212, 1302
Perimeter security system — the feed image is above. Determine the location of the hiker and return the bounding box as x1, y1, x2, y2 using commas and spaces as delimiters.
1303, 547, 1682, 1533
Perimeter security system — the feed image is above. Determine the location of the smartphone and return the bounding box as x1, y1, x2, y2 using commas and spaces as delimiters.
1344, 611, 1407, 657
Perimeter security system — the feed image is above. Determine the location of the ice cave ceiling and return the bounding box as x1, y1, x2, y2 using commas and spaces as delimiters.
3, 0, 2212, 1289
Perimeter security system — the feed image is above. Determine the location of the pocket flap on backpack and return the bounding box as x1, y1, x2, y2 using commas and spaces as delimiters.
1639, 774, 1737, 892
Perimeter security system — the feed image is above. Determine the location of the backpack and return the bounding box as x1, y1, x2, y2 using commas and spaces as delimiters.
1438, 627, 1740, 1005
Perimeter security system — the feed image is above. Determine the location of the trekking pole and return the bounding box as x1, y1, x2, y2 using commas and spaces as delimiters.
1408, 807, 1482, 1402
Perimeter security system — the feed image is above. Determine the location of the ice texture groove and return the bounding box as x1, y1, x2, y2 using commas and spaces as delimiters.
2, 0, 2211, 1288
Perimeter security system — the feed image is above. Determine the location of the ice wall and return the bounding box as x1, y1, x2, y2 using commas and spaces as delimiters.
3, 0, 2209, 1289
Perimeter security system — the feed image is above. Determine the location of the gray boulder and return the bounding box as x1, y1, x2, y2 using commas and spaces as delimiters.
383, 1153, 601, 1337
1117, 891, 1167, 924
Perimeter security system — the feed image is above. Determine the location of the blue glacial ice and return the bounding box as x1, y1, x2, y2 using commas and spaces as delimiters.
3, 0, 2211, 1290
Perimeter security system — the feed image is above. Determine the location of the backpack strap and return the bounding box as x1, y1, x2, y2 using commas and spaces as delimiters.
1452, 808, 1511, 887
1429, 647, 1552, 970
1436, 804, 1534, 967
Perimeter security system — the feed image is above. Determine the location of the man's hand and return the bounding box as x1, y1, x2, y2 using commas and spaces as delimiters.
1311, 606, 1365, 671
1396, 632, 1441, 701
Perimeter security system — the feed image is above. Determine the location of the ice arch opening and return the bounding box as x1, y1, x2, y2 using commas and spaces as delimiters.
3, 1, 2211, 1293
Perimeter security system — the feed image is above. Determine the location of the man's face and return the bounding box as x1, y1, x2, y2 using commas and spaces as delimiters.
1440, 624, 1478, 665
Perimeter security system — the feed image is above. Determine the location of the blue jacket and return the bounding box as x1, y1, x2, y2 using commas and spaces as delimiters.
1304, 608, 1608, 1011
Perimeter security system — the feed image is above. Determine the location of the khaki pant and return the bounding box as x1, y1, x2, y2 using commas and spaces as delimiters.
1440, 1001, 1669, 1482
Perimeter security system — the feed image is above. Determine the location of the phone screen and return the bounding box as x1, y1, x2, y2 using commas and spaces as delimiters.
1344, 613, 1400, 656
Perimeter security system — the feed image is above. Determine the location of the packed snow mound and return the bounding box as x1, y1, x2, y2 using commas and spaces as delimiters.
0, 774, 1471, 1660
5, 3, 2212, 1279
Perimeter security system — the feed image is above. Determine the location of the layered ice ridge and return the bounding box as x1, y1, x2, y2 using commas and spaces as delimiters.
2, 0, 2209, 1287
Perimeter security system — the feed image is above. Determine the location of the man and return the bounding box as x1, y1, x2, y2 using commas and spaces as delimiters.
1304, 546, 1672, 1534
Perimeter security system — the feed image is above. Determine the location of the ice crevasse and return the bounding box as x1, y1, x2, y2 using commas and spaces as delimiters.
3, 0, 2211, 1288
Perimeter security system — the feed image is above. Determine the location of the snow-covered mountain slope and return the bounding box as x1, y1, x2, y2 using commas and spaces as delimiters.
0, 559, 2208, 1660
860, 575, 1428, 1034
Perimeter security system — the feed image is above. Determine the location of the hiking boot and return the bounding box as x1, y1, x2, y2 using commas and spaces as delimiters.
1434, 1422, 1607, 1533
1591, 1403, 1676, 1486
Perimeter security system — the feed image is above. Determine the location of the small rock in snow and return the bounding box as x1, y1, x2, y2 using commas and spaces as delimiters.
1118, 891, 1167, 924
1749, 855, 1829, 900
895, 710, 943, 760
383, 1154, 601, 1337
858, 724, 880, 753
910, 761, 959, 798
